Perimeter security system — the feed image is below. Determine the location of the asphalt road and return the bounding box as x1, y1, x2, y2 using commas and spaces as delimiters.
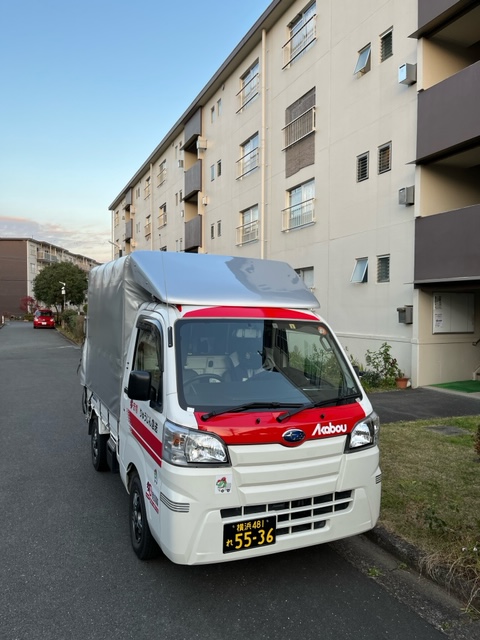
0, 322, 477, 640
369, 387, 480, 424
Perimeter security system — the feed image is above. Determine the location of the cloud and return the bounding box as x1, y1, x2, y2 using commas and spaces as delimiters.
0, 216, 111, 263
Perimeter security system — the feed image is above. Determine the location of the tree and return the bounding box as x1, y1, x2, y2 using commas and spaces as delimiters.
20, 296, 38, 314
33, 262, 88, 312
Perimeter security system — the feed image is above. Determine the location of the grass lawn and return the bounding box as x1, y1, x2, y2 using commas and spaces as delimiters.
379, 415, 480, 613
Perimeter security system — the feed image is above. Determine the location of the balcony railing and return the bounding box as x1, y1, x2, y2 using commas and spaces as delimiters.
236, 73, 259, 112
236, 148, 259, 179
282, 199, 315, 231
236, 220, 259, 245
283, 107, 315, 149
158, 212, 167, 228
283, 14, 316, 67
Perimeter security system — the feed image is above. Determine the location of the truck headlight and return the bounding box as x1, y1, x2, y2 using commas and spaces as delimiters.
162, 421, 230, 466
346, 412, 380, 451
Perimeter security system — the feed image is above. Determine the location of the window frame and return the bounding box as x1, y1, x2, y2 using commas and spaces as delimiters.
356, 152, 369, 182
378, 142, 392, 174
351, 257, 368, 283
380, 28, 393, 62
377, 255, 390, 283
236, 205, 259, 245
354, 44, 371, 75
237, 59, 259, 111
237, 132, 259, 179
283, 1, 317, 67
282, 179, 315, 231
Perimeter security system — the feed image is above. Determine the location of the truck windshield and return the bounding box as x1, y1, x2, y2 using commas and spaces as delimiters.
176, 318, 361, 413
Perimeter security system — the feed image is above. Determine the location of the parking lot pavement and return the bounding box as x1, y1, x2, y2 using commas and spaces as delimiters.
368, 386, 480, 424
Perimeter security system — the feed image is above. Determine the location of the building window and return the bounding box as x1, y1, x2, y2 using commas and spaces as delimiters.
351, 257, 368, 283
157, 160, 166, 186
236, 205, 259, 245
210, 164, 215, 181
158, 203, 167, 228
217, 220, 222, 237
135, 222, 141, 234
217, 98, 222, 116
145, 215, 152, 238
114, 210, 119, 226
211, 224, 215, 239
135, 186, 141, 199
237, 133, 259, 178
160, 246, 167, 252
357, 152, 369, 182
282, 179, 315, 231
144, 176, 151, 198
283, 1, 316, 67
238, 59, 259, 111
378, 142, 392, 174
217, 160, 222, 177
380, 29, 393, 62
354, 44, 371, 75
377, 255, 390, 283
211, 106, 215, 123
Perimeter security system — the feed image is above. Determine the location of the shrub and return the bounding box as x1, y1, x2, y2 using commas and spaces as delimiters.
365, 342, 403, 388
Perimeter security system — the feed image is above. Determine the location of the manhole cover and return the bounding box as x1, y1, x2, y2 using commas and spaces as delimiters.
425, 425, 469, 436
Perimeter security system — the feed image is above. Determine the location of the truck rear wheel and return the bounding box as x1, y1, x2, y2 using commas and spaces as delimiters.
129, 474, 160, 560
90, 415, 108, 472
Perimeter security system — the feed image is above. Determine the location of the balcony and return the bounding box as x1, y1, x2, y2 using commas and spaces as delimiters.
416, 61, 480, 164
414, 205, 480, 286
182, 108, 202, 153
125, 220, 133, 242
184, 215, 202, 252
184, 160, 202, 201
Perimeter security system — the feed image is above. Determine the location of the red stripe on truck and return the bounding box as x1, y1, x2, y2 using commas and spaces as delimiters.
182, 306, 319, 320
128, 410, 163, 466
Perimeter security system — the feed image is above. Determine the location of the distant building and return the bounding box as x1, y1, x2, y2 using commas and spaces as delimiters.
0, 238, 99, 317
108, 0, 480, 387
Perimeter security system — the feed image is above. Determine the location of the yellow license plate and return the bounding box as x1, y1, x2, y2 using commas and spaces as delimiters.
223, 517, 276, 553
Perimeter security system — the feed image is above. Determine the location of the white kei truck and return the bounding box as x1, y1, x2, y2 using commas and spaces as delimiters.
80, 251, 381, 564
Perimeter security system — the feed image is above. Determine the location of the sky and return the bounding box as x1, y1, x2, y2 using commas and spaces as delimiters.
0, 0, 273, 263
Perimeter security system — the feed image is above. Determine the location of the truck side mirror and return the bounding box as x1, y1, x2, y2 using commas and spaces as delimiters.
127, 370, 152, 401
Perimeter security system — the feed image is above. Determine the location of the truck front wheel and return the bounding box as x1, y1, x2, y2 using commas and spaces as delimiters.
90, 415, 108, 472
129, 474, 160, 560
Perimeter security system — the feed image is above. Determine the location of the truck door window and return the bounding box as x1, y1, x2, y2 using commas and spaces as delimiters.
133, 326, 162, 406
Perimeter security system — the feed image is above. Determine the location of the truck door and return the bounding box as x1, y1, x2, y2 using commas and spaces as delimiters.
121, 318, 165, 518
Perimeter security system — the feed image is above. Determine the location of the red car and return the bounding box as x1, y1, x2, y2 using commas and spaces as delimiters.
33, 309, 55, 329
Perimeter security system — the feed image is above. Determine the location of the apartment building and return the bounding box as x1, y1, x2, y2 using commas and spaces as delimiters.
109, 0, 480, 387
0, 238, 99, 317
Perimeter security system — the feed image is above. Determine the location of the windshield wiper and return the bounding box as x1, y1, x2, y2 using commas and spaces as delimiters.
201, 402, 304, 422
276, 392, 362, 423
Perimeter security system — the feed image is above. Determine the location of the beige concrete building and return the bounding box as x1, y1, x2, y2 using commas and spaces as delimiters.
109, 0, 480, 387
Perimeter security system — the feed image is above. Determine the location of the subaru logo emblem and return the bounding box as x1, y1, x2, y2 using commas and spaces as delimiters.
282, 429, 306, 444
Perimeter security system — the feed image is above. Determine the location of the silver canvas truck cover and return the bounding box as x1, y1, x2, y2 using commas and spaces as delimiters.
80, 251, 319, 421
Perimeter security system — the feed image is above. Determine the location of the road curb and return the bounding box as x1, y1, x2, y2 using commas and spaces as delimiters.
366, 525, 479, 612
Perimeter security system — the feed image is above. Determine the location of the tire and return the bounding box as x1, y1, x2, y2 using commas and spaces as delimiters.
129, 474, 160, 560
90, 415, 108, 472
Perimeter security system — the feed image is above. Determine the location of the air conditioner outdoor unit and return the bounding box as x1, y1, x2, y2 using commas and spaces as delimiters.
399, 186, 415, 205
398, 63, 417, 85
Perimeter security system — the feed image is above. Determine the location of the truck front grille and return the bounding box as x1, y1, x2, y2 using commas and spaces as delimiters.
221, 490, 353, 536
